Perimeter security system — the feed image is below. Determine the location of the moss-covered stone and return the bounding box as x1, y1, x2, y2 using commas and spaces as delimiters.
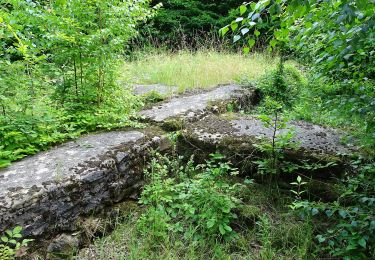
161, 118, 185, 132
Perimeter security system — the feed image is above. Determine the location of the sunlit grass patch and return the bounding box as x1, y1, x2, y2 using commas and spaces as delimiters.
121, 49, 277, 92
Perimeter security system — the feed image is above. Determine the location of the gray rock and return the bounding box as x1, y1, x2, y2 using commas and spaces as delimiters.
46, 233, 80, 259
140, 84, 246, 122
181, 114, 356, 165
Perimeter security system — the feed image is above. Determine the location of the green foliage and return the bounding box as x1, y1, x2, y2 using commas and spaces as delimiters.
223, 0, 374, 82
292, 160, 375, 259
223, 0, 374, 137
254, 63, 306, 107
0, 226, 33, 259
138, 153, 242, 241
136, 0, 247, 48
254, 98, 299, 177
289, 175, 308, 206
0, 0, 152, 167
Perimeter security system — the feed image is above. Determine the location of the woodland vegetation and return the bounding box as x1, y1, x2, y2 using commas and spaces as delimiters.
0, 0, 374, 259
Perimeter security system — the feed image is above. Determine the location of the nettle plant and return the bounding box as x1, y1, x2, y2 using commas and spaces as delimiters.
138, 153, 243, 242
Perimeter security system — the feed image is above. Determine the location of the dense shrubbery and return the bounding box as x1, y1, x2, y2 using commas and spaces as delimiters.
225, 0, 374, 149
292, 160, 375, 259
0, 0, 152, 167
139, 153, 242, 240
134, 0, 248, 48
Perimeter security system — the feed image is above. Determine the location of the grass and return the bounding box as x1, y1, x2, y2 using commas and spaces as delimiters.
121, 49, 277, 92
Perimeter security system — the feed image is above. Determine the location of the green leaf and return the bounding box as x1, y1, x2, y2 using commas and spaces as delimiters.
240, 5, 247, 15
224, 224, 232, 232
8, 239, 17, 245
339, 210, 347, 218
231, 22, 238, 31
220, 26, 229, 37
316, 235, 326, 243
13, 226, 22, 234
325, 210, 333, 217
254, 30, 260, 37
358, 238, 366, 248
1, 236, 9, 243
233, 35, 241, 43
270, 39, 277, 47
219, 224, 226, 235
248, 38, 255, 48
243, 47, 250, 55
250, 3, 256, 11
207, 219, 216, 228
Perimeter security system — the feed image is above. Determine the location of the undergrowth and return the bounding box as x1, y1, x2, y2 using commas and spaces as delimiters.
78, 153, 315, 260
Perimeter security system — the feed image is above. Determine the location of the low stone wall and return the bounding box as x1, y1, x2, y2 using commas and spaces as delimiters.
178, 114, 356, 178
0, 130, 170, 241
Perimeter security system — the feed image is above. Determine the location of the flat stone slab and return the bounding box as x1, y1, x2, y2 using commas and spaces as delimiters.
183, 114, 356, 157
0, 131, 144, 195
133, 84, 179, 96
0, 129, 169, 238
140, 84, 244, 122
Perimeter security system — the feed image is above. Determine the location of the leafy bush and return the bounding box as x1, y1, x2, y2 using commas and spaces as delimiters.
138, 153, 243, 241
251, 63, 306, 107
135, 0, 247, 48
0, 226, 32, 259
291, 160, 375, 259
223, 0, 374, 143
0, 0, 151, 167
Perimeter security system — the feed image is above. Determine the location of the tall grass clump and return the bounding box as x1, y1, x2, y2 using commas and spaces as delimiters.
121, 49, 276, 91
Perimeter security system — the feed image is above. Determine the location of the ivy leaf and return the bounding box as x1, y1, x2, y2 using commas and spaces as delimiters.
254, 30, 260, 37
231, 22, 238, 31
325, 210, 333, 217
235, 17, 244, 23
270, 39, 277, 47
